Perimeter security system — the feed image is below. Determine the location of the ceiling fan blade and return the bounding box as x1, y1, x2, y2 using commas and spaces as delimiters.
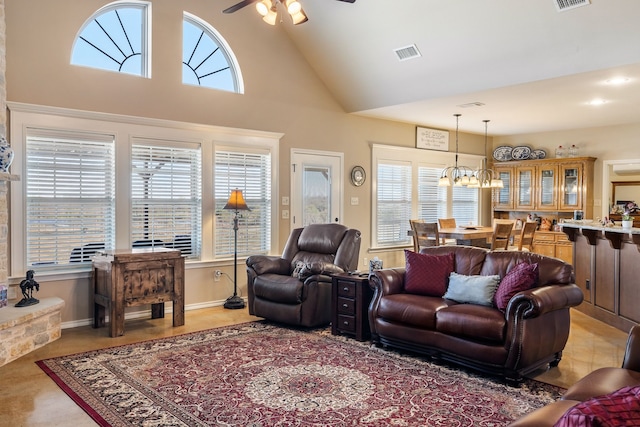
223, 0, 259, 14
336, 0, 356, 3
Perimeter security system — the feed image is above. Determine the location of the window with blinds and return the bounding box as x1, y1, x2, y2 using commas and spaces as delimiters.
418, 166, 448, 221
452, 185, 479, 225
26, 131, 116, 267
131, 141, 202, 259
214, 150, 271, 258
376, 162, 412, 247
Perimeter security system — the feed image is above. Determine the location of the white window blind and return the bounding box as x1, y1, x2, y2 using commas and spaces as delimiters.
376, 161, 412, 247
215, 150, 271, 258
452, 185, 479, 225
418, 166, 448, 221
131, 142, 202, 259
26, 131, 116, 268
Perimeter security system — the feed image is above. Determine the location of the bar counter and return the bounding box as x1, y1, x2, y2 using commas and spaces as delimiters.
561, 221, 640, 332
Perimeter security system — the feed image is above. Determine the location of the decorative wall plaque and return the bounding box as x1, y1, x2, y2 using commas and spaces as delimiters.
416, 126, 449, 151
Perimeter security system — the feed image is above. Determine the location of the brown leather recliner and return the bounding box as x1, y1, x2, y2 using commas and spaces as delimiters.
246, 223, 361, 327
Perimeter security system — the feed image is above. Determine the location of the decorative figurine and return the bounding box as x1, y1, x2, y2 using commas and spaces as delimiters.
15, 270, 40, 307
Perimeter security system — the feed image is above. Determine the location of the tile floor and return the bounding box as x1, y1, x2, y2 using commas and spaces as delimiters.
0, 307, 629, 427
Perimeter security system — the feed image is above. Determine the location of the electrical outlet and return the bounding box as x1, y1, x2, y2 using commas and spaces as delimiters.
282, 209, 289, 219
214, 270, 222, 282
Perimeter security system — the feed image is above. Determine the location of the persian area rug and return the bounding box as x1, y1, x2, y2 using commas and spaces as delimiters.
37, 322, 563, 426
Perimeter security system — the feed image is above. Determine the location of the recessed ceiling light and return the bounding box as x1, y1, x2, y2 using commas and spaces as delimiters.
587, 99, 607, 106
605, 77, 630, 85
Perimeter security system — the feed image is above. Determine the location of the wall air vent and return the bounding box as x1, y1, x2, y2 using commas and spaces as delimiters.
457, 102, 485, 108
393, 44, 421, 62
554, 0, 590, 12
612, 164, 640, 175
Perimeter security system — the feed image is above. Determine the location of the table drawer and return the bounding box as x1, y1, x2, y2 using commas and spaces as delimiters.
337, 314, 356, 332
336, 280, 356, 298
337, 297, 355, 314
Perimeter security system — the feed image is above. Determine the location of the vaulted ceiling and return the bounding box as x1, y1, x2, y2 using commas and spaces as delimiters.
223, 0, 640, 136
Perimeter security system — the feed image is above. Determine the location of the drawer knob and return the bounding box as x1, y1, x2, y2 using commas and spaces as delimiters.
343, 321, 349, 325
342, 303, 348, 308
343, 287, 349, 292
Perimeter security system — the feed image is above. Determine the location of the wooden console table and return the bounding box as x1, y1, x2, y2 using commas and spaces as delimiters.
92, 248, 185, 337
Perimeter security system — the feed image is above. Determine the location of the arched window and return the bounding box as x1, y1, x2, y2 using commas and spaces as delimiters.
71, 1, 150, 77
183, 13, 244, 93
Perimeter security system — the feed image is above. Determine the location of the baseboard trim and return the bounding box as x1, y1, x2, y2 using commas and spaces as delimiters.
60, 298, 246, 330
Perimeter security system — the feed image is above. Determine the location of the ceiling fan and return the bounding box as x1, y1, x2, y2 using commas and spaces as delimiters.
223, 0, 356, 26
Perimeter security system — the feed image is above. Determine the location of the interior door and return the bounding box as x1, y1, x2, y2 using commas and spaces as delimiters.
291, 149, 343, 227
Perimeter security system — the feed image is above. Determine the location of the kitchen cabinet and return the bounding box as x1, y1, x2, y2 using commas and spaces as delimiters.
492, 157, 595, 217
533, 230, 573, 265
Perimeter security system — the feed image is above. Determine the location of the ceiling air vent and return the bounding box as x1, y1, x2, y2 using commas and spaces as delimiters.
554, 0, 590, 12
394, 44, 421, 62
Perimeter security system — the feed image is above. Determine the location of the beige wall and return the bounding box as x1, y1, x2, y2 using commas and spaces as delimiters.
5, 0, 639, 325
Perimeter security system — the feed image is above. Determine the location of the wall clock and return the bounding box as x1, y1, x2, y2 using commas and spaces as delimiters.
350, 166, 366, 187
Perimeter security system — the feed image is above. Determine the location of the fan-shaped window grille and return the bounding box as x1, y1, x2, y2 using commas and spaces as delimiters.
71, 1, 149, 77
183, 13, 244, 93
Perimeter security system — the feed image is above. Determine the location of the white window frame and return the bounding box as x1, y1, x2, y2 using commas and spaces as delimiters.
371, 144, 484, 249
71, 1, 152, 78
8, 103, 281, 280
183, 12, 244, 93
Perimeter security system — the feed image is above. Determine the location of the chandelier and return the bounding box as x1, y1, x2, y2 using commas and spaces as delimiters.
472, 120, 503, 189
438, 114, 477, 187
438, 115, 503, 188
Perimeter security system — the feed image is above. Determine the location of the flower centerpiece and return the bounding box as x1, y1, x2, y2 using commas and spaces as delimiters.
621, 201, 638, 228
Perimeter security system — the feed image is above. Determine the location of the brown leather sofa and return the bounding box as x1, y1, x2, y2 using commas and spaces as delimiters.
246, 223, 361, 328
368, 246, 584, 382
511, 324, 640, 426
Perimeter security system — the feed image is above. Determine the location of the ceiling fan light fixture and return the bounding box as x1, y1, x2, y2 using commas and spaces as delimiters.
290, 9, 308, 24
286, 0, 302, 15
256, 0, 272, 16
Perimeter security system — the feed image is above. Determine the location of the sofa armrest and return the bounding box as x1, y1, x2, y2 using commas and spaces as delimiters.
506, 284, 584, 319
368, 268, 406, 296
246, 255, 291, 275
622, 325, 640, 371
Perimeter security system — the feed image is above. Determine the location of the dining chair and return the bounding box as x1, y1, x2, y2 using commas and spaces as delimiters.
437, 218, 457, 245
409, 220, 440, 252
509, 221, 537, 251
491, 220, 515, 250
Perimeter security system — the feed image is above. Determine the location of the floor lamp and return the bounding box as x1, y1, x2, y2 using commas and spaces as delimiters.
223, 189, 250, 309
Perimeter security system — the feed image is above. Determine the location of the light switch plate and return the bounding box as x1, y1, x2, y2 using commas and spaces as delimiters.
350, 197, 359, 205
282, 209, 289, 219
282, 196, 289, 206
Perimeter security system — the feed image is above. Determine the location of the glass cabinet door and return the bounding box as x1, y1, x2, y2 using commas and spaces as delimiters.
515, 166, 536, 210
537, 165, 558, 210
559, 164, 582, 210
492, 166, 513, 209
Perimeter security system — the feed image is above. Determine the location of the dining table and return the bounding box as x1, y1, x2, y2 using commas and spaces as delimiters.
438, 226, 496, 247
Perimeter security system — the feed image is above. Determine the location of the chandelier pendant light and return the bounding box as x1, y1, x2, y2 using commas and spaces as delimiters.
438, 114, 476, 187
473, 120, 504, 189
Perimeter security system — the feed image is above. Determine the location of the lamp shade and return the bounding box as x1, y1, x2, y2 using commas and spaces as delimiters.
224, 189, 250, 211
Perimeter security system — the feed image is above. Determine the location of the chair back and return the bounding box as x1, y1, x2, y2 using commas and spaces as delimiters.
437, 218, 457, 245
517, 222, 537, 251
491, 220, 515, 250
438, 218, 457, 229
410, 220, 440, 252
282, 223, 361, 272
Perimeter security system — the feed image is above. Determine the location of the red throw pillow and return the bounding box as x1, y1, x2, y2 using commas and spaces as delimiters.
554, 385, 640, 427
493, 262, 538, 311
404, 250, 454, 297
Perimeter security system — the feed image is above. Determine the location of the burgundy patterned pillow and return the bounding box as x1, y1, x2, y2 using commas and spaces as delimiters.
404, 250, 454, 297
493, 262, 538, 311
554, 385, 640, 427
